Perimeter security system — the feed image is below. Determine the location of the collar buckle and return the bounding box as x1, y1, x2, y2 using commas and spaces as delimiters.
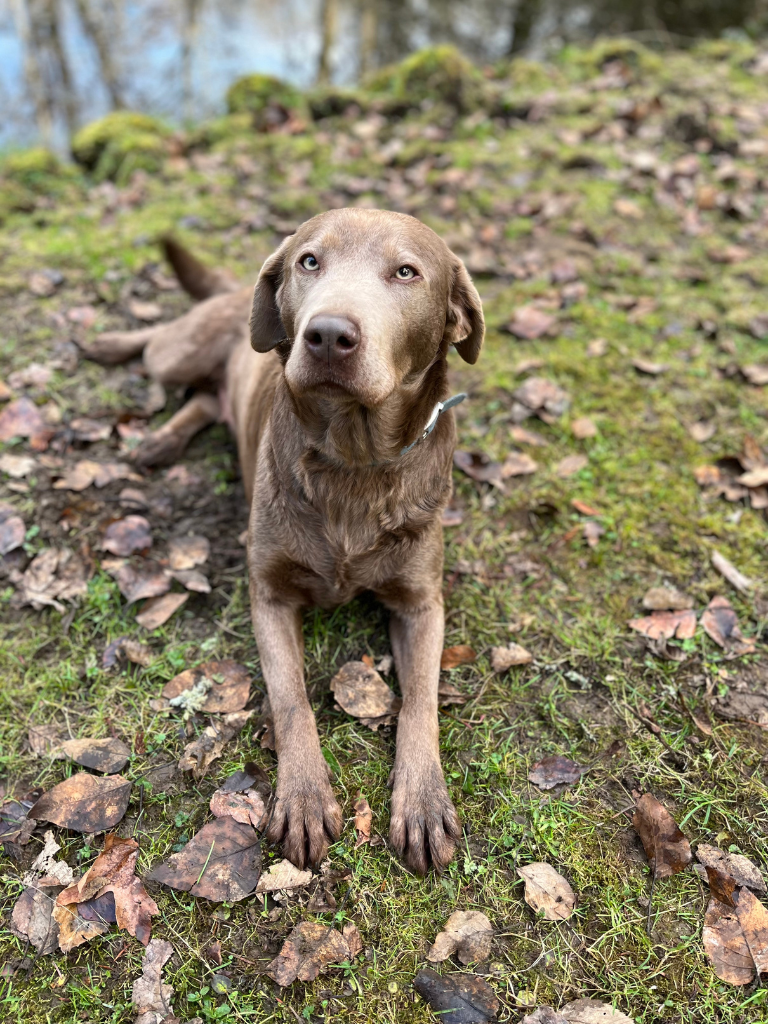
400, 392, 467, 456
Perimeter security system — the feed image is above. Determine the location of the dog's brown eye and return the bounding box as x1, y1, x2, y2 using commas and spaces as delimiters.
395, 265, 416, 280
301, 254, 319, 271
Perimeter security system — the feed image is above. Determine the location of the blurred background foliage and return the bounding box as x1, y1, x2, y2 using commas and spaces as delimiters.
1, 0, 768, 152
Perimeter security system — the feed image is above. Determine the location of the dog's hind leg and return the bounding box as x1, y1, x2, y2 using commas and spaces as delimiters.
132, 390, 220, 468
80, 326, 157, 366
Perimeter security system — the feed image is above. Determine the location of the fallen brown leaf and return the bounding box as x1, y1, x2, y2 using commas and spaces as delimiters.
28, 723, 62, 756
209, 787, 267, 830
14, 547, 88, 610
132, 938, 174, 1020
529, 755, 585, 790
0, 397, 46, 443
742, 364, 768, 386
413, 968, 500, 1023
738, 466, 768, 488
511, 424, 549, 447
701, 595, 755, 655
441, 645, 476, 670
571, 499, 601, 516
148, 815, 261, 902
631, 358, 666, 375
453, 450, 503, 486
559, 999, 635, 1023
703, 897, 756, 985
111, 562, 170, 604
354, 794, 372, 848
508, 305, 557, 340
571, 417, 597, 439
583, 521, 604, 548
51, 737, 130, 774
0, 796, 36, 844
696, 844, 766, 894
29, 773, 131, 833
0, 453, 36, 478
11, 877, 65, 954
0, 506, 25, 556
614, 197, 643, 219
55, 833, 158, 950
628, 610, 696, 641
102, 516, 152, 557
330, 661, 401, 729
632, 793, 692, 880
170, 568, 211, 593
163, 660, 251, 714
177, 710, 253, 776
267, 921, 360, 986
518, 863, 576, 921
25, 830, 74, 886
642, 586, 693, 611
53, 459, 139, 491
168, 535, 210, 570
491, 644, 533, 672
511, 377, 570, 423
102, 637, 154, 669
555, 454, 588, 478
69, 416, 112, 442
136, 591, 189, 629
711, 551, 753, 594
501, 452, 538, 477
427, 910, 493, 965
689, 421, 716, 442
255, 858, 313, 894
128, 299, 163, 322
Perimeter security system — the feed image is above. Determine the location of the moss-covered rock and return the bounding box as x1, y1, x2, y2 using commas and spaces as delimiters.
72, 111, 171, 184
365, 45, 487, 113
0, 147, 83, 222
226, 73, 308, 129
306, 85, 369, 120
559, 37, 663, 79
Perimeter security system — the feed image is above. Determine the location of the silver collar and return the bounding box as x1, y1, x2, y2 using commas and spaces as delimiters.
400, 392, 467, 456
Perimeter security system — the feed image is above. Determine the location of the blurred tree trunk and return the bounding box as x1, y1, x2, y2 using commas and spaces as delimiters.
73, 0, 124, 109
509, 0, 540, 53
359, 0, 377, 79
317, 0, 338, 84
42, 0, 77, 136
10, 0, 52, 144
181, 0, 203, 121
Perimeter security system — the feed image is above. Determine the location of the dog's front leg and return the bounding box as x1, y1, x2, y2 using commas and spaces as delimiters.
386, 597, 461, 874
252, 596, 343, 869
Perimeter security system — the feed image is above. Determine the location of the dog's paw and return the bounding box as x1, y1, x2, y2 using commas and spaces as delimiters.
266, 766, 343, 870
131, 432, 185, 469
389, 761, 461, 875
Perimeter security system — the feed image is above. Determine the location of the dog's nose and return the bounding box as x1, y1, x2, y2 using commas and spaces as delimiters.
303, 315, 360, 362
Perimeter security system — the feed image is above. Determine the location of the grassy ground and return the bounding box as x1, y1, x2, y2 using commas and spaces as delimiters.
2, 37, 768, 1024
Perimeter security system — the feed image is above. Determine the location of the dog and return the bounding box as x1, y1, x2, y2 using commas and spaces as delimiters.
85, 208, 484, 873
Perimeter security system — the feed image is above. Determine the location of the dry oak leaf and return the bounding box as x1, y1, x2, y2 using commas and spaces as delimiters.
29, 773, 131, 833
628, 610, 696, 641
354, 795, 373, 848
168, 535, 210, 570
701, 596, 755, 655
255, 858, 313, 894
163, 660, 251, 714
102, 516, 152, 557
632, 793, 692, 880
111, 562, 170, 604
642, 586, 693, 611
413, 968, 500, 1024
136, 592, 189, 629
508, 305, 558, 340
427, 910, 494, 965
518, 863, 576, 921
555, 454, 588, 478
148, 816, 262, 902
512, 377, 570, 422
267, 921, 358, 987
55, 833, 159, 950
529, 755, 585, 790
52, 737, 130, 774
330, 661, 401, 729
559, 999, 636, 1023
491, 644, 532, 672
695, 844, 766, 894
441, 645, 477, 670
132, 938, 174, 1020
711, 551, 753, 594
178, 711, 253, 776
11, 876, 65, 954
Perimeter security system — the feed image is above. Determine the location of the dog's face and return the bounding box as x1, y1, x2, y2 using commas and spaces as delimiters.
249, 209, 484, 406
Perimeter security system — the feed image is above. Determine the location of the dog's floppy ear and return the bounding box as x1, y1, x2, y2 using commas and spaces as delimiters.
250, 237, 292, 352
445, 258, 484, 364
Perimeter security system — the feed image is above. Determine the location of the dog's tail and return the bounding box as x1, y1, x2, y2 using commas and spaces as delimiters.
160, 236, 240, 301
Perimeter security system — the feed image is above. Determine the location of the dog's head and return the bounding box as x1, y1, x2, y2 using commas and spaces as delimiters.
249, 209, 483, 406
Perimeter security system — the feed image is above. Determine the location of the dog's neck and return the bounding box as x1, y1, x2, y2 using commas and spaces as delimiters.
285, 357, 451, 469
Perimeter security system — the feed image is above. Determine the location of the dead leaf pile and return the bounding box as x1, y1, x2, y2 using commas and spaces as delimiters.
330, 661, 401, 729
694, 436, 768, 511
10, 546, 89, 611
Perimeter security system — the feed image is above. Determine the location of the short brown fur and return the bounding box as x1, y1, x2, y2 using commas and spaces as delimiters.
84, 209, 484, 874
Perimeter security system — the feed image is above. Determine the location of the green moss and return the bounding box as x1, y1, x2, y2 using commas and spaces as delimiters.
71, 111, 171, 184
559, 37, 663, 78
226, 73, 308, 127
186, 112, 253, 150
366, 44, 487, 113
